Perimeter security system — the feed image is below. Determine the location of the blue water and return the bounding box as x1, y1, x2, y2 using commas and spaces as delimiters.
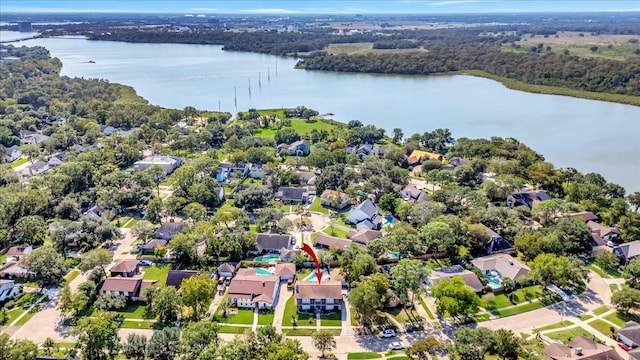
254, 255, 280, 262
256, 268, 275, 276
386, 252, 400, 259
303, 270, 329, 282
382, 215, 398, 227
486, 277, 502, 288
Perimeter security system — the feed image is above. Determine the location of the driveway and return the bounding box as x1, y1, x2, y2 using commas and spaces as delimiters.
8, 296, 72, 343
273, 282, 291, 332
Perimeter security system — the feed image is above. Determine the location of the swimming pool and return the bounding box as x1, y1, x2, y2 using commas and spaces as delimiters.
386, 252, 400, 259
254, 254, 280, 262
256, 268, 275, 276
484, 269, 503, 289
382, 214, 398, 227
302, 270, 330, 282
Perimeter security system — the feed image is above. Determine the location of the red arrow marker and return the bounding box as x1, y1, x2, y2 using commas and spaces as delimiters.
301, 243, 322, 284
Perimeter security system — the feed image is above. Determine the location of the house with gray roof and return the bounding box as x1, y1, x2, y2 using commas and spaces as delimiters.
348, 199, 381, 230
314, 234, 353, 252
254, 233, 294, 253
155, 221, 186, 240
471, 254, 530, 285
428, 265, 484, 293
275, 186, 309, 204
134, 155, 181, 175
5, 145, 20, 162
506, 190, 551, 209
618, 321, 640, 348
614, 240, 640, 265
399, 185, 429, 203
544, 336, 623, 360
277, 139, 310, 156
478, 224, 513, 254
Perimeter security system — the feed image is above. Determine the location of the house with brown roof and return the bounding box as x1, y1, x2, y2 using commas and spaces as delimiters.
295, 281, 343, 312
320, 190, 350, 210
543, 336, 623, 360
399, 185, 429, 203
274, 263, 296, 281
99, 276, 156, 301
227, 273, 280, 309
618, 321, 640, 348
568, 211, 599, 222
216, 263, 236, 278
6, 245, 33, 260
166, 270, 200, 289
314, 234, 353, 252
347, 229, 381, 245
428, 265, 484, 293
155, 221, 186, 241
587, 221, 620, 247
110, 260, 140, 278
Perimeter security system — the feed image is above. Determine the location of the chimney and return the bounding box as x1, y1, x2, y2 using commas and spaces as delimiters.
262, 280, 265, 287
169, 218, 175, 223
575, 347, 582, 356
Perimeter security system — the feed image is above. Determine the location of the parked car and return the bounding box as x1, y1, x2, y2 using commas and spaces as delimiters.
389, 342, 405, 350
378, 329, 396, 338
140, 259, 153, 267
618, 342, 632, 351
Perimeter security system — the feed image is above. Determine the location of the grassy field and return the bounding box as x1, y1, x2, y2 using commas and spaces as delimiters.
10, 158, 28, 168
219, 308, 255, 325
610, 284, 621, 293
483, 286, 545, 310
116, 85, 149, 104
65, 269, 80, 283
546, 327, 593, 343
4, 308, 25, 325
322, 226, 349, 238
282, 296, 314, 326
258, 311, 275, 325
326, 42, 427, 56
419, 296, 435, 320
13, 308, 37, 326
386, 307, 420, 324
116, 303, 151, 320
605, 311, 640, 327
347, 352, 383, 360
533, 320, 573, 332
588, 263, 621, 279
142, 264, 170, 286
588, 319, 616, 337
282, 328, 320, 336
493, 295, 561, 318
320, 312, 342, 326
309, 197, 329, 214
218, 326, 251, 334
119, 320, 157, 329
578, 313, 593, 321
592, 305, 612, 316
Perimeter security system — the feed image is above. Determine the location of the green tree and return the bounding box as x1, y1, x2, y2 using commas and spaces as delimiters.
94, 292, 127, 311
390, 259, 431, 308
13, 215, 47, 245
79, 248, 113, 277
71, 311, 120, 360
611, 287, 640, 314
418, 221, 457, 256
24, 245, 68, 286
494, 329, 521, 360
528, 254, 585, 289
340, 243, 377, 286
42, 337, 58, 356
623, 258, 640, 289
146, 164, 167, 197
153, 286, 182, 324
311, 330, 336, 358
406, 336, 445, 360
181, 274, 217, 321
431, 277, 481, 320
234, 186, 272, 212
132, 220, 156, 243
180, 320, 220, 360
627, 192, 640, 212
349, 274, 390, 325
122, 333, 147, 360
7, 339, 38, 360
183, 202, 207, 223
147, 327, 181, 360
595, 250, 619, 271
145, 197, 164, 224
449, 328, 496, 360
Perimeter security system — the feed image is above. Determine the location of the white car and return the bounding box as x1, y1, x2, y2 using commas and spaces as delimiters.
389, 342, 405, 350
379, 329, 396, 338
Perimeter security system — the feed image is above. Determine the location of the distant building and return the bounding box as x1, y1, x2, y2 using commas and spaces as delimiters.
543, 336, 623, 360
134, 156, 181, 174
18, 22, 33, 32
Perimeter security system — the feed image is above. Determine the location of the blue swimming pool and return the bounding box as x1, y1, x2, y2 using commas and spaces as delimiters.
302, 270, 329, 282
382, 214, 398, 227
254, 254, 280, 262
386, 252, 400, 259
484, 269, 503, 289
256, 268, 275, 276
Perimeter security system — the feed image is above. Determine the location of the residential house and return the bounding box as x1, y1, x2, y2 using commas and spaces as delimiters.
6, 245, 33, 260
277, 139, 310, 156
618, 321, 640, 349
279, 248, 299, 263
5, 145, 20, 162
227, 273, 280, 309
22, 161, 50, 176
274, 263, 296, 281
614, 240, 640, 265
99, 276, 156, 302
47, 153, 65, 167
0, 280, 21, 301
407, 149, 443, 166
478, 224, 513, 254
314, 234, 352, 252
348, 199, 381, 230
568, 211, 599, 222
140, 239, 167, 255
399, 185, 430, 203
155, 221, 186, 240
543, 336, 623, 360
0, 261, 32, 278
428, 265, 484, 293
109, 260, 140, 278
216, 263, 236, 279
587, 221, 620, 247
296, 171, 317, 185
249, 163, 264, 179
134, 155, 181, 175
20, 132, 50, 145
448, 157, 470, 167
166, 270, 200, 289
214, 186, 225, 202
346, 143, 387, 161
101, 125, 116, 135
294, 281, 343, 312
471, 254, 530, 286
254, 233, 294, 254
320, 190, 350, 209
506, 190, 551, 209
275, 186, 309, 204
216, 162, 249, 182
84, 204, 108, 221
347, 229, 381, 246
19, 129, 36, 140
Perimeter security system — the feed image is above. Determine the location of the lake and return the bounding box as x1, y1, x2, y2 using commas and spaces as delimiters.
7, 32, 640, 192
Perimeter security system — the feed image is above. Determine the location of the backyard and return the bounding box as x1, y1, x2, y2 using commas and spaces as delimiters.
142, 263, 170, 286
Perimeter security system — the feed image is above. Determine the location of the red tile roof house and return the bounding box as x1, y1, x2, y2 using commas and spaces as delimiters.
99, 277, 157, 302
227, 272, 280, 309
110, 260, 140, 278
294, 281, 343, 313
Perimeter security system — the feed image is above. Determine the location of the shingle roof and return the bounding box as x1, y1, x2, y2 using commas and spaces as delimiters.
100, 277, 142, 293
294, 281, 342, 300
618, 321, 640, 344
255, 233, 293, 252
228, 274, 279, 303
568, 211, 598, 222
544, 336, 623, 360
430, 265, 484, 292
315, 234, 352, 251
217, 262, 236, 274
276, 186, 307, 201
347, 229, 381, 245
166, 270, 200, 288
110, 260, 140, 274
471, 254, 529, 281
274, 263, 296, 277
141, 239, 167, 251
615, 241, 640, 261
352, 199, 379, 219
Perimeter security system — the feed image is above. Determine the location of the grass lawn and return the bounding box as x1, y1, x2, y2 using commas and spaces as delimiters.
308, 197, 329, 214
482, 293, 512, 310
347, 352, 383, 359
282, 296, 314, 326
160, 179, 174, 186
589, 319, 617, 337
419, 296, 435, 320
10, 158, 28, 168
387, 357, 410, 360
493, 296, 561, 317
296, 268, 313, 281
258, 311, 275, 325
119, 320, 158, 329
546, 327, 593, 343
592, 262, 622, 278
282, 328, 320, 336
142, 264, 170, 286
65, 269, 80, 283
218, 326, 251, 334
350, 307, 360, 326
322, 226, 349, 238
533, 320, 573, 332
219, 308, 255, 325
14, 308, 38, 326
605, 311, 640, 327
116, 303, 152, 319
593, 305, 612, 315
15, 292, 43, 307
320, 312, 342, 326
4, 308, 25, 325
609, 284, 620, 293
122, 218, 138, 228
578, 313, 593, 321
386, 307, 419, 324
473, 313, 490, 322
289, 119, 337, 135
508, 285, 545, 304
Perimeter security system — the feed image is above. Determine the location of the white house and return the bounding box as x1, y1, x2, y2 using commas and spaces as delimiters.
47, 153, 65, 167
6, 145, 21, 162
134, 156, 181, 175
348, 199, 381, 230
0, 280, 21, 301
294, 281, 343, 312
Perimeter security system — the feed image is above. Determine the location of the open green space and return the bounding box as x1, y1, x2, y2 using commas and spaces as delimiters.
119, 320, 159, 329
419, 296, 435, 320
610, 284, 621, 293
65, 269, 80, 283
481, 293, 512, 310
258, 311, 275, 325
282, 296, 314, 326
218, 326, 251, 334
386, 357, 410, 360
473, 313, 490, 322
386, 307, 419, 324
347, 352, 383, 359
322, 226, 349, 239
492, 295, 561, 318
116, 303, 151, 320
14, 307, 38, 326
320, 312, 342, 326
578, 313, 593, 321
282, 328, 320, 336
15, 292, 43, 308
592, 305, 612, 316
142, 264, 170, 286
588, 319, 617, 337
218, 308, 255, 325
289, 119, 338, 135
605, 311, 640, 327
308, 197, 328, 214
545, 327, 593, 343
122, 218, 138, 228
4, 308, 25, 325
10, 158, 28, 168
533, 320, 573, 332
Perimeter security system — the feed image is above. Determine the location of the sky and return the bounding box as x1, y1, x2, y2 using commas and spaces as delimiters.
1, 1, 639, 14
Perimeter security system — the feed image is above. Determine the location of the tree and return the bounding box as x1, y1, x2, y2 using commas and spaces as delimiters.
623, 258, 640, 289
71, 311, 120, 360
168, 233, 196, 265
393, 127, 404, 144
627, 192, 640, 211
528, 254, 584, 289
449, 328, 496, 360
340, 244, 377, 286
42, 337, 58, 356
154, 246, 167, 258
94, 292, 127, 311
79, 248, 113, 277
379, 193, 399, 213
181, 273, 217, 321
418, 221, 457, 256
147, 327, 181, 360
180, 320, 220, 360
13, 215, 47, 244
183, 202, 207, 223
431, 277, 481, 319
146, 164, 167, 197
611, 288, 640, 314
531, 199, 567, 224
153, 286, 182, 324
7, 339, 39, 360
122, 334, 148, 360
390, 259, 431, 308
350, 274, 390, 325
312, 330, 336, 358
132, 220, 156, 243
24, 245, 68, 286
234, 186, 272, 211
501, 277, 515, 293
494, 329, 521, 360
406, 336, 445, 360
595, 250, 619, 271
145, 197, 164, 224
